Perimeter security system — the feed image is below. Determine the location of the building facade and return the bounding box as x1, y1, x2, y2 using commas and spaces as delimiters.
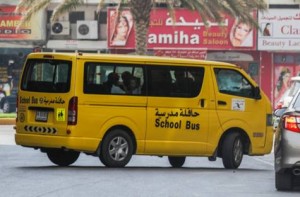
0, 0, 299, 113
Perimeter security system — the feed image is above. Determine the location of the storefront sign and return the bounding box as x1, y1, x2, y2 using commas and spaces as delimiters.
46, 40, 107, 50
0, 6, 45, 40
207, 52, 254, 61
107, 8, 256, 50
258, 9, 300, 51
154, 49, 207, 59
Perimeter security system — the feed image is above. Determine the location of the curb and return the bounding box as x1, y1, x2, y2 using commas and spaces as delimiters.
0, 118, 16, 125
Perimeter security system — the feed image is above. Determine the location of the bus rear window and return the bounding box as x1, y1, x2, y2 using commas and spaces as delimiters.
21, 59, 71, 93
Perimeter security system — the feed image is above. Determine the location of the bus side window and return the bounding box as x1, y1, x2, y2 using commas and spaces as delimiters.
189, 68, 204, 97
149, 68, 172, 96
84, 63, 107, 94
170, 67, 204, 97
214, 68, 255, 98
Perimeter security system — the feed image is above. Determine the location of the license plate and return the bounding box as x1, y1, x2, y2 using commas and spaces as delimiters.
35, 111, 48, 122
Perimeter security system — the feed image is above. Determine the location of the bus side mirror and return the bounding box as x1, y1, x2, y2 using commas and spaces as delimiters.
254, 86, 261, 100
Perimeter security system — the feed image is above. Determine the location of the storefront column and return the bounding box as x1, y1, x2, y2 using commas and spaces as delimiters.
259, 51, 273, 102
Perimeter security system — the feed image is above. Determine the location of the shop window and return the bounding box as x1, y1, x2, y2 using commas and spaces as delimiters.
97, 11, 107, 24
269, 4, 300, 9
69, 12, 85, 23
295, 56, 300, 64
274, 55, 294, 64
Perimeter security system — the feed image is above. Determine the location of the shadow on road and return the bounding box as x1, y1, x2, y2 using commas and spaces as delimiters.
15, 165, 273, 172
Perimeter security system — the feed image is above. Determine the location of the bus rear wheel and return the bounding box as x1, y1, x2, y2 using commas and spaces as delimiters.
99, 129, 133, 167
168, 156, 186, 168
47, 149, 80, 166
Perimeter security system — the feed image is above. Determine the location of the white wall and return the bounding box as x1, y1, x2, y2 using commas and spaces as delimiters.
269, 0, 298, 4
0, 0, 19, 5
47, 4, 98, 21
0, 0, 122, 5
50, 0, 121, 3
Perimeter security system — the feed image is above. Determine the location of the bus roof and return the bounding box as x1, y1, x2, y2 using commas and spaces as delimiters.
27, 52, 237, 67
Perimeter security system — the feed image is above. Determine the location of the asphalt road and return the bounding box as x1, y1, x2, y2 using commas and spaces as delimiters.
1, 125, 300, 197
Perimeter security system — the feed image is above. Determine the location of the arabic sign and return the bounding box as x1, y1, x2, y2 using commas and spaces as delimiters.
154, 49, 207, 59
107, 8, 256, 50
0, 6, 45, 40
155, 108, 200, 130
19, 96, 65, 105
258, 9, 300, 51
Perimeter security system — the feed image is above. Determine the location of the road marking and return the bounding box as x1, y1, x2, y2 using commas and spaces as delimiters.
251, 156, 274, 167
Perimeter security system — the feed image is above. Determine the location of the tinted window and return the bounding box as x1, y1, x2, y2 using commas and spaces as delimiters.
84, 63, 204, 98
214, 68, 254, 98
148, 66, 204, 97
21, 59, 71, 93
84, 62, 144, 95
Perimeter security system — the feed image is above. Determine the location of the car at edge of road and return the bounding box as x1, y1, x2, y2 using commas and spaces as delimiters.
274, 88, 300, 190
0, 82, 17, 113
273, 76, 300, 130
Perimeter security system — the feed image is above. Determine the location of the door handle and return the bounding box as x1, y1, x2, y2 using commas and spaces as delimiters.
218, 100, 227, 105
200, 99, 205, 107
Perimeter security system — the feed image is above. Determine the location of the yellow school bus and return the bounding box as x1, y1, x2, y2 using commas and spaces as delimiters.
15, 52, 273, 169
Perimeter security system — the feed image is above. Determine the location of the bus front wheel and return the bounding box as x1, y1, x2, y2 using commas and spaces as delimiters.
221, 132, 243, 169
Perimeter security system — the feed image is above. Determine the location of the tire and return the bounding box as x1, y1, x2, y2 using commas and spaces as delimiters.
99, 129, 133, 167
221, 132, 243, 169
47, 149, 80, 166
168, 156, 186, 168
276, 171, 292, 191
2, 99, 10, 113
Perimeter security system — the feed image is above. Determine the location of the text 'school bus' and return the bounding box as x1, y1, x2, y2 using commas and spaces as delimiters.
15, 53, 273, 169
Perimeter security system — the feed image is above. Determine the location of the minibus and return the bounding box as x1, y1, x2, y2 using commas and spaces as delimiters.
15, 52, 273, 169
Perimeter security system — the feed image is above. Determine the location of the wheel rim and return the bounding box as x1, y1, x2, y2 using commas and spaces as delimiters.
233, 138, 243, 164
109, 136, 128, 161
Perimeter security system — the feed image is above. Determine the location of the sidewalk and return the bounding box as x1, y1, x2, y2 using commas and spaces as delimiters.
0, 118, 16, 125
